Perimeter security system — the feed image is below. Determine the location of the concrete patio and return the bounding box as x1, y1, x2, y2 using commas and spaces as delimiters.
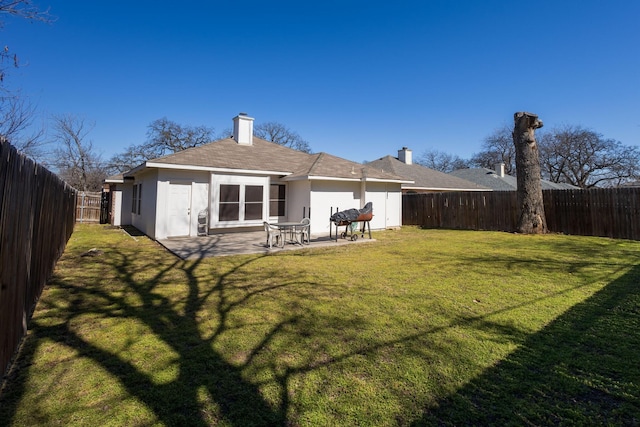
158, 230, 375, 260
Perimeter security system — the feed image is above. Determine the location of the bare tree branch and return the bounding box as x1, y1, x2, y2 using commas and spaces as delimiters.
538, 125, 640, 188
415, 148, 469, 172
51, 114, 106, 192
471, 125, 516, 175
108, 117, 215, 173
0, 93, 45, 158
254, 121, 312, 153
0, 0, 53, 83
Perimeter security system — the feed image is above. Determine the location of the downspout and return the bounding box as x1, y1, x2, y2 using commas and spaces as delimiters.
360, 168, 367, 208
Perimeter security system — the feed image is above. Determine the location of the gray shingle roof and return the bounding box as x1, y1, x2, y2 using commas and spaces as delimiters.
131, 136, 406, 182
449, 168, 579, 190
148, 136, 312, 173
367, 156, 489, 191
286, 152, 407, 181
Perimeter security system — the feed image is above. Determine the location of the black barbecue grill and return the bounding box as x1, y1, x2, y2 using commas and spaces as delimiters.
329, 202, 373, 241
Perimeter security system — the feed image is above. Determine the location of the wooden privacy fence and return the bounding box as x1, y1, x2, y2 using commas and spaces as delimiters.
76, 191, 102, 223
0, 139, 76, 377
403, 188, 640, 241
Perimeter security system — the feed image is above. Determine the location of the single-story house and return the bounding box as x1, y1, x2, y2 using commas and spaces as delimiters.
105, 113, 411, 240
367, 147, 491, 193
450, 164, 579, 191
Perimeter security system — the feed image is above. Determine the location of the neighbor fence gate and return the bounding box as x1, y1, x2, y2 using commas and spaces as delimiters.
75, 191, 102, 223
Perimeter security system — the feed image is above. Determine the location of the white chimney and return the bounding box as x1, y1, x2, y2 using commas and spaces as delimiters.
398, 147, 412, 165
232, 112, 254, 145
495, 162, 505, 177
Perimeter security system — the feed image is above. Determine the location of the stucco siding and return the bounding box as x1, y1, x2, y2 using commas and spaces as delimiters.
109, 183, 127, 226
365, 182, 402, 229
310, 180, 362, 235
130, 169, 158, 239
309, 181, 403, 234
286, 180, 311, 223
364, 183, 388, 230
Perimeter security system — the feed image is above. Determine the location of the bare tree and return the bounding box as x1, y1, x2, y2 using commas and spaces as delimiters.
538, 125, 639, 188
415, 148, 470, 172
0, 94, 45, 158
513, 112, 547, 234
107, 143, 153, 174
254, 121, 312, 153
51, 114, 106, 192
145, 117, 214, 156
471, 125, 517, 175
109, 117, 215, 173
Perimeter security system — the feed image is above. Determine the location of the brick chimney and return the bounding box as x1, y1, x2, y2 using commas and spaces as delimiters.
233, 113, 254, 145
398, 147, 412, 165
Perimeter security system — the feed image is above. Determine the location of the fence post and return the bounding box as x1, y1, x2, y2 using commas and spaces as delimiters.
80, 192, 85, 223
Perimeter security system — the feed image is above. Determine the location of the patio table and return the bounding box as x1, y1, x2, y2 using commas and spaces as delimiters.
272, 222, 306, 246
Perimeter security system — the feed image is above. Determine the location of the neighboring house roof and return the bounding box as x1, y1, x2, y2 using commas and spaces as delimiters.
550, 181, 580, 189
449, 167, 579, 191
367, 155, 490, 191
115, 136, 410, 183
104, 173, 125, 184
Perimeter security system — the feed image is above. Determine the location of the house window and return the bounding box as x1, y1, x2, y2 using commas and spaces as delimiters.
270, 184, 286, 217
212, 175, 270, 225
131, 183, 141, 215
245, 185, 263, 220
219, 184, 240, 221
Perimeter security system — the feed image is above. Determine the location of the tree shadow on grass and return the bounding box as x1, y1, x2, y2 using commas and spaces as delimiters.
4, 231, 640, 425
1, 237, 303, 426
413, 264, 640, 426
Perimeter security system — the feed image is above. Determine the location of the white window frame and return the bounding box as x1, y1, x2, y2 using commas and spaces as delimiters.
210, 175, 269, 228
131, 183, 141, 215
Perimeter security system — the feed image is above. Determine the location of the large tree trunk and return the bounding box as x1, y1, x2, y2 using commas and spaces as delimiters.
513, 112, 547, 234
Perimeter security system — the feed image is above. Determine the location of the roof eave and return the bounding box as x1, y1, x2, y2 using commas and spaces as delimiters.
137, 162, 293, 176
104, 178, 124, 184
403, 185, 492, 191
282, 175, 411, 183
122, 163, 147, 178
366, 178, 413, 184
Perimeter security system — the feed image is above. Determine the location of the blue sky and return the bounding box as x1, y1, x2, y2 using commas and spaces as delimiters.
3, 0, 639, 164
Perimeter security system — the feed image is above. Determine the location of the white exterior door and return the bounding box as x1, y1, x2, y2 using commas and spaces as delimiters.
168, 183, 192, 237
366, 190, 388, 230
386, 186, 402, 228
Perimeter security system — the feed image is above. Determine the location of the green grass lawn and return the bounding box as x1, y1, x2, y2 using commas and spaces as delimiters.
2, 224, 640, 426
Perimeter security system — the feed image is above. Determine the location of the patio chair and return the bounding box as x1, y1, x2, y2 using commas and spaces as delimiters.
263, 221, 282, 249
298, 218, 310, 245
